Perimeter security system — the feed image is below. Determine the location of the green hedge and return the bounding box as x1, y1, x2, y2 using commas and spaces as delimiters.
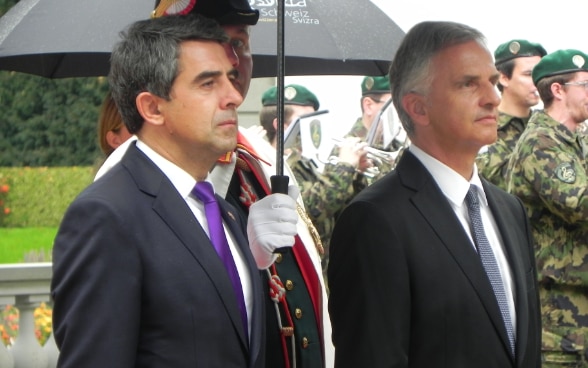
0, 166, 95, 227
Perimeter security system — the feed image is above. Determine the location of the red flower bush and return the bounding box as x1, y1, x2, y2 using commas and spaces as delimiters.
0, 178, 10, 225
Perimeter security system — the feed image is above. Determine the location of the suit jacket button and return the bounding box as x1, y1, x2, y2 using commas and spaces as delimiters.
295, 308, 303, 319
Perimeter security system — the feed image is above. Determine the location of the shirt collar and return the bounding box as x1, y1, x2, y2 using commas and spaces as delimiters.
409, 145, 488, 207
136, 139, 198, 199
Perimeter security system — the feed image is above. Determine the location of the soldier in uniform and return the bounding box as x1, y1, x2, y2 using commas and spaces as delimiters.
346, 76, 392, 145
476, 39, 547, 190
259, 84, 369, 284
506, 49, 588, 367
347, 76, 396, 182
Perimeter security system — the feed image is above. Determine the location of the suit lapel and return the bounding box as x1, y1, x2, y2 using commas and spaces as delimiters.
484, 183, 530, 364
398, 151, 513, 356
121, 144, 251, 351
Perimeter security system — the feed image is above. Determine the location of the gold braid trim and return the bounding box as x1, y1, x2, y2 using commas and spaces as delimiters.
296, 204, 324, 256
151, 0, 175, 18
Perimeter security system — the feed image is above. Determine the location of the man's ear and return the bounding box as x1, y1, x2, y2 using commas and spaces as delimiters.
271, 117, 279, 131
136, 92, 164, 126
498, 73, 510, 89
551, 82, 565, 101
402, 93, 428, 126
362, 96, 380, 116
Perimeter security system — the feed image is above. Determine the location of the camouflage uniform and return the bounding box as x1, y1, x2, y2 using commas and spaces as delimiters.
287, 149, 357, 285
346, 118, 368, 140
476, 111, 531, 190
506, 110, 588, 367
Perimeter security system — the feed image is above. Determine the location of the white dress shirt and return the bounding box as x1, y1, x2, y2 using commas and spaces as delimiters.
136, 140, 253, 338
409, 145, 517, 337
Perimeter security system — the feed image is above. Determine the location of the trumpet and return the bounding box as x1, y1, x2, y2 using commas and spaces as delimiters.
330, 137, 404, 178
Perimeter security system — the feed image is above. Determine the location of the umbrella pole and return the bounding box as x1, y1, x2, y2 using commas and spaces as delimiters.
270, 0, 290, 255
270, 0, 289, 195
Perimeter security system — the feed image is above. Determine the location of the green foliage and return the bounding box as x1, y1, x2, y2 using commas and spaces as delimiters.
0, 166, 95, 227
0, 227, 56, 263
0, 72, 109, 166
1, 2, 109, 167
0, 0, 18, 16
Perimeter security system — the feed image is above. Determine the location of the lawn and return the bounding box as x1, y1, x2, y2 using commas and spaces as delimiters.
0, 227, 56, 263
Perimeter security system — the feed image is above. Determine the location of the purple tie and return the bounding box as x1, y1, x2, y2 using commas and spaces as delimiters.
192, 181, 248, 336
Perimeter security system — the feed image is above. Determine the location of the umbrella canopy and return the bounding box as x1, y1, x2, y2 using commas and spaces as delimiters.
0, 0, 404, 79
250, 0, 405, 78
0, 0, 154, 78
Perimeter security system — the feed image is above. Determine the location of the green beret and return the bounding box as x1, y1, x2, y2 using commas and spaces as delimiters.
152, 0, 259, 25
494, 39, 547, 65
261, 84, 320, 111
361, 75, 390, 96
532, 49, 588, 85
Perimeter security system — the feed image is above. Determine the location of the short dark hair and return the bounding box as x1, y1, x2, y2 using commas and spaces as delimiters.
495, 59, 516, 93
259, 105, 295, 143
536, 74, 574, 109
109, 14, 228, 133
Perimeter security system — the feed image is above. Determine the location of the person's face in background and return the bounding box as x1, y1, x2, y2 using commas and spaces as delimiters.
221, 24, 253, 98
106, 124, 133, 152
561, 71, 588, 125
363, 93, 392, 129
287, 105, 316, 125
501, 56, 542, 109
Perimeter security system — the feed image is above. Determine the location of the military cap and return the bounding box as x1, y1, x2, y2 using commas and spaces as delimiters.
532, 49, 588, 85
361, 75, 390, 96
494, 39, 547, 65
152, 0, 259, 25
262, 84, 320, 111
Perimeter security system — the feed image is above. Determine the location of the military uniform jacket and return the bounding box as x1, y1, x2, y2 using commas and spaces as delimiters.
477, 110, 530, 190
328, 150, 541, 368
287, 149, 356, 276
211, 129, 335, 368
506, 110, 588, 357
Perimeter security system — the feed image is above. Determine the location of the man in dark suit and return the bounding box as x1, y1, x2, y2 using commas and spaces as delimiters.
51, 14, 297, 367
327, 21, 541, 368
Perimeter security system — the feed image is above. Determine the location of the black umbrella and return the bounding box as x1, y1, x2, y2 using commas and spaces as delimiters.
0, 0, 154, 78
250, 0, 405, 78
0, 0, 405, 79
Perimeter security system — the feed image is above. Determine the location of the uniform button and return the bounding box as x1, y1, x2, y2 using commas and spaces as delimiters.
276, 253, 283, 263
295, 308, 302, 319
285, 280, 294, 290
302, 337, 309, 348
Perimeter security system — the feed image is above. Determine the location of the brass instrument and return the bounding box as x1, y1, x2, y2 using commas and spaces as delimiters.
329, 99, 410, 178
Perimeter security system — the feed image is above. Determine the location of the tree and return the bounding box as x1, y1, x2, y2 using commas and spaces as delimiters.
0, 0, 110, 167
0, 72, 109, 166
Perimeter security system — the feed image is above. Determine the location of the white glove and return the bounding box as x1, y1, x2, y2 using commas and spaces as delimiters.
247, 185, 299, 269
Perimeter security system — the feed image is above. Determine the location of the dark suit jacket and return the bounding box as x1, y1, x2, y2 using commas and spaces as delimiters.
327, 150, 540, 368
51, 143, 265, 368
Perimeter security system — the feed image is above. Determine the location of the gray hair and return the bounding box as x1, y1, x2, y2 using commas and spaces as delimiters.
389, 21, 486, 136
109, 14, 229, 133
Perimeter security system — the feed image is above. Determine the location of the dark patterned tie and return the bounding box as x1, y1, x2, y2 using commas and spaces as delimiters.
465, 185, 515, 356
192, 181, 248, 336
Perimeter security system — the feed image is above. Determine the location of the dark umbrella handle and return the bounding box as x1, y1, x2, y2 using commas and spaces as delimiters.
270, 175, 289, 195
270, 175, 290, 254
